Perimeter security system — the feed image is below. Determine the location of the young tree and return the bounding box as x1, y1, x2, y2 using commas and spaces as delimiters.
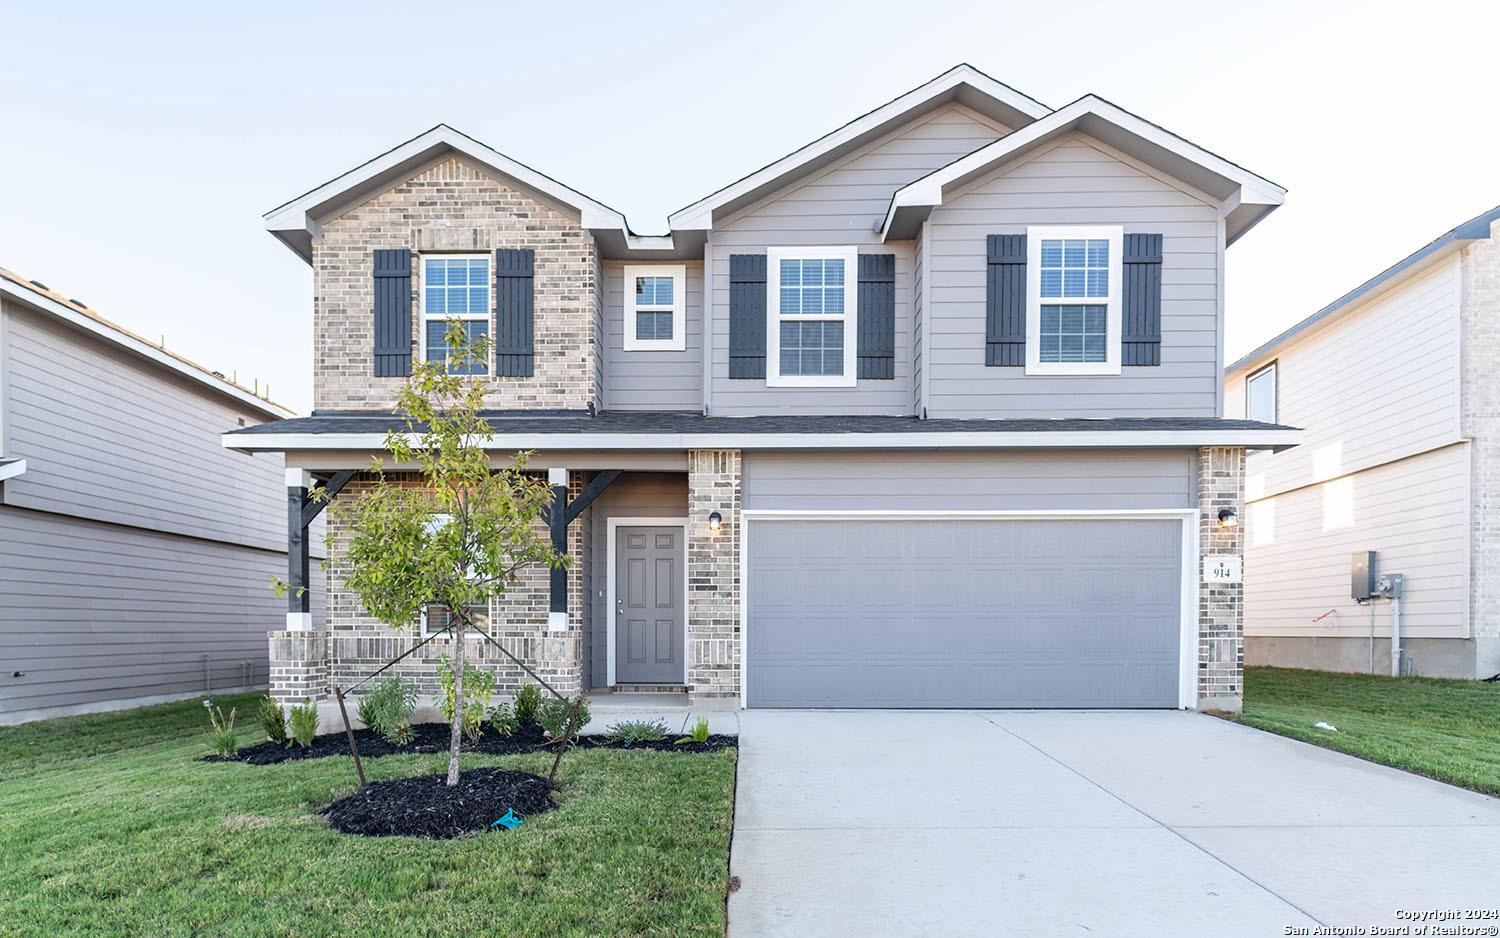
329, 322, 564, 786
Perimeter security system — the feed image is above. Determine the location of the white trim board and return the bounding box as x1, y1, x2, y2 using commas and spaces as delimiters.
604, 516, 690, 689
738, 508, 1201, 710
226, 428, 1303, 453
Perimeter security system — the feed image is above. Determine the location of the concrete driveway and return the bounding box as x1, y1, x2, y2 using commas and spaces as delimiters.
728, 710, 1500, 938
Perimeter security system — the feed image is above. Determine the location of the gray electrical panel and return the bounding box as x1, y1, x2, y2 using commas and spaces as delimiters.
1352, 551, 1377, 600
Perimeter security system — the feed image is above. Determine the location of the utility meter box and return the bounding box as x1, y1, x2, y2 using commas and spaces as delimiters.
1352, 550, 1377, 600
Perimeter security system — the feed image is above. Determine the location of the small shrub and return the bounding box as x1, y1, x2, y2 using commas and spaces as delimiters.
676, 715, 711, 745
288, 700, 320, 747
489, 701, 518, 736
204, 699, 238, 756
358, 675, 419, 745
538, 695, 591, 747
435, 655, 494, 743
513, 683, 542, 726
606, 718, 668, 746
256, 694, 288, 747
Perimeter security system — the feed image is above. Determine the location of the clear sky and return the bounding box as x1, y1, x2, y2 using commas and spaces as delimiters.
2, 0, 1495, 413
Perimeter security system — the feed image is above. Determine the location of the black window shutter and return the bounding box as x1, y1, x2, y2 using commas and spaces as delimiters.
494, 248, 535, 377
728, 254, 766, 379
1122, 233, 1163, 366
857, 253, 896, 379
986, 234, 1026, 366
372, 248, 413, 377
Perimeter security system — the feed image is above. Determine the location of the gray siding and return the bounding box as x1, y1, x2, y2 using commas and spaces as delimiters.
2, 302, 308, 554
707, 103, 1009, 416
0, 505, 323, 720
925, 134, 1223, 418
743, 450, 1196, 511
602, 261, 704, 411
586, 472, 689, 688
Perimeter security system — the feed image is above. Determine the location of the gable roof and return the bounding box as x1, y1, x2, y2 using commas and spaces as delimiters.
1226, 203, 1500, 377
880, 95, 1286, 245
264, 124, 673, 262
667, 64, 1052, 232
0, 267, 295, 420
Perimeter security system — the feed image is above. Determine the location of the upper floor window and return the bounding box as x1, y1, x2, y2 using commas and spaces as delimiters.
767, 246, 857, 387
623, 264, 686, 352
1025, 225, 1122, 376
421, 255, 490, 375
1246, 362, 1277, 423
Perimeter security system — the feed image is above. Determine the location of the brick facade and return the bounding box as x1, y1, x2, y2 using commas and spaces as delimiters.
1197, 446, 1246, 709
285, 472, 587, 702
313, 156, 596, 412
686, 450, 741, 704
267, 631, 329, 708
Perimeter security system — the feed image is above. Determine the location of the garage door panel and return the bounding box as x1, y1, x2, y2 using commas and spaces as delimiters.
746, 518, 1182, 708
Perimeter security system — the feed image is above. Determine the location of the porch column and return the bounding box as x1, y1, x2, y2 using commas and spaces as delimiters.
285, 468, 313, 631
548, 468, 569, 632
1197, 446, 1246, 712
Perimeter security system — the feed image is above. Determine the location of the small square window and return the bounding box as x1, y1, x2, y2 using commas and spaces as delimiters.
623, 266, 686, 351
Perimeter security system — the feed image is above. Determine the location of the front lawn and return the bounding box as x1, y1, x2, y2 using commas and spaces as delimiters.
0, 695, 737, 937
1242, 666, 1500, 796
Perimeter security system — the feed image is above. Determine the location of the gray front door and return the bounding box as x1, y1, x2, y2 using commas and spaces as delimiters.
615, 526, 684, 684
746, 518, 1183, 708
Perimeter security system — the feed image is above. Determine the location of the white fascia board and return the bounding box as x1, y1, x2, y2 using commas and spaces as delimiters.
0, 280, 294, 420
880, 95, 1286, 242
224, 428, 1302, 453
668, 65, 1051, 231
0, 459, 26, 482
265, 125, 632, 262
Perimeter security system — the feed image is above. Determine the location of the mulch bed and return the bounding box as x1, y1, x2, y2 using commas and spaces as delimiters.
208, 722, 736, 765
319, 766, 556, 839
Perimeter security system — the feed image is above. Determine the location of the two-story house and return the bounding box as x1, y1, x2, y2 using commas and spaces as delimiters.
1, 268, 321, 724
1226, 204, 1500, 681
226, 65, 1298, 714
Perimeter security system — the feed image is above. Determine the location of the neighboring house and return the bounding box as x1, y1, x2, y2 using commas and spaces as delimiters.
1226, 204, 1500, 681
227, 64, 1298, 714
0, 269, 322, 724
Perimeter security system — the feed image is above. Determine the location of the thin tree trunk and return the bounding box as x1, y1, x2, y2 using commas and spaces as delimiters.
446, 611, 466, 786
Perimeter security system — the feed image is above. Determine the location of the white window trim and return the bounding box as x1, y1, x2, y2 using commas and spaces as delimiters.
1024, 225, 1123, 376
622, 264, 687, 352
1246, 361, 1278, 424
418, 253, 492, 375
766, 245, 858, 388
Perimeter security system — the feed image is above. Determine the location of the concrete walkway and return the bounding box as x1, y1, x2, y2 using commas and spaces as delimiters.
728, 710, 1500, 938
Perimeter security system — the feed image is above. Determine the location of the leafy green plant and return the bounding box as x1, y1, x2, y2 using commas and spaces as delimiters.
436, 655, 494, 743
204, 699, 238, 756
326, 322, 564, 786
488, 701, 517, 736
605, 718, 668, 746
513, 683, 543, 726
358, 676, 419, 745
288, 700, 320, 748
256, 694, 288, 747
539, 695, 590, 748
675, 715, 711, 746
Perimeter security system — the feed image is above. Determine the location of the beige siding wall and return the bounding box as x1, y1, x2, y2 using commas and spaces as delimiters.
925, 134, 1223, 418
1229, 255, 1464, 502
1243, 443, 1469, 640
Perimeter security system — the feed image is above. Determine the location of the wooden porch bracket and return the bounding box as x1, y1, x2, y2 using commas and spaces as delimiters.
549, 469, 623, 626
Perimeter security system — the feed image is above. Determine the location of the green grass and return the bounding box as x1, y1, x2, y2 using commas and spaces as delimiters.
0, 696, 737, 937
1242, 666, 1500, 796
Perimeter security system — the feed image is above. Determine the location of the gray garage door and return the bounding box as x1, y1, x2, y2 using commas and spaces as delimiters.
746, 518, 1183, 708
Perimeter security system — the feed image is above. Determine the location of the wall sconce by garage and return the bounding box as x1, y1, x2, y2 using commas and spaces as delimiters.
708, 511, 723, 532
1217, 508, 1239, 529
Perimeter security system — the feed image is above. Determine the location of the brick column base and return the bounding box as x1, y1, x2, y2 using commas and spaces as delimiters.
1198, 446, 1246, 711
687, 449, 741, 705
268, 631, 330, 707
